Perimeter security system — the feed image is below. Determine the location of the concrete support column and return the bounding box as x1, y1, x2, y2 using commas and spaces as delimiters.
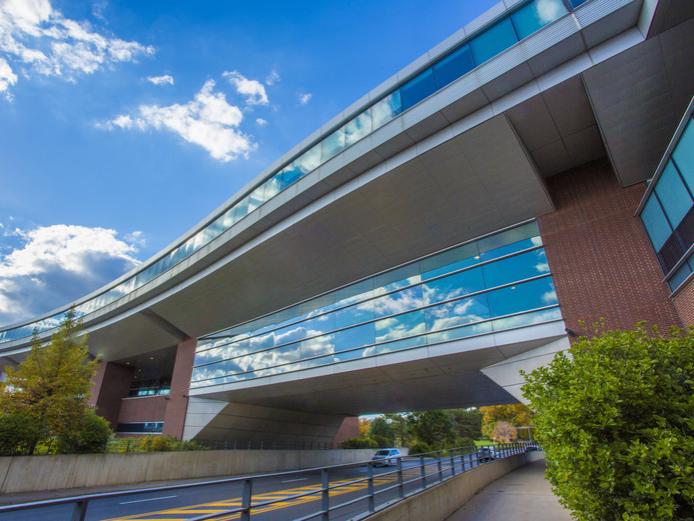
332, 416, 360, 447
163, 338, 196, 439
89, 361, 133, 428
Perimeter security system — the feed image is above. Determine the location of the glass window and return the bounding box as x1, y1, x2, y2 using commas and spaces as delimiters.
420, 242, 480, 280
333, 323, 375, 353
400, 68, 437, 111
482, 249, 549, 288
276, 164, 304, 189
374, 309, 426, 343
487, 277, 557, 317
433, 45, 475, 89
427, 321, 492, 344
371, 91, 402, 129
321, 128, 346, 162
469, 17, 518, 65
672, 119, 694, 194
491, 306, 562, 332
424, 295, 490, 333
343, 110, 372, 147
654, 161, 692, 228
569, 0, 588, 7
334, 300, 375, 329
668, 260, 692, 292
511, 0, 567, 40
422, 268, 485, 305
294, 144, 322, 174
371, 285, 424, 320
641, 196, 672, 251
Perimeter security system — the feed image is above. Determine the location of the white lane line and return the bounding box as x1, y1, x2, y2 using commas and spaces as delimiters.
119, 495, 177, 505
281, 478, 308, 483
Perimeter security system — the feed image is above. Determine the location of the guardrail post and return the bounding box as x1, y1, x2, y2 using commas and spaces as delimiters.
71, 500, 88, 521
419, 455, 426, 489
367, 462, 375, 513
321, 468, 329, 521
241, 478, 253, 521
397, 457, 405, 499
437, 452, 443, 482
460, 450, 466, 471
450, 450, 456, 476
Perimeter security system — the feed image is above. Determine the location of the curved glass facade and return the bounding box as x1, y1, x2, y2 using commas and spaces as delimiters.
640, 112, 694, 293
190, 221, 562, 389
0, 0, 576, 344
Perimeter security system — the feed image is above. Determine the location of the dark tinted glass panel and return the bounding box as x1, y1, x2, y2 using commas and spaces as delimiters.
116, 422, 163, 434
511, 0, 567, 39
642, 196, 672, 251
469, 17, 518, 65
672, 119, 694, 194
668, 261, 692, 292
400, 68, 437, 111
433, 45, 474, 88
655, 161, 692, 228
658, 233, 687, 274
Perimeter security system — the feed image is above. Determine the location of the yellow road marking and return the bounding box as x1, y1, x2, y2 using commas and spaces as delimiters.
104, 471, 422, 521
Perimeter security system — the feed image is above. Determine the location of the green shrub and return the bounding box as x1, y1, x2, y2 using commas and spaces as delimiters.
0, 411, 41, 456
179, 439, 208, 451
138, 435, 180, 452
56, 411, 112, 454
340, 436, 378, 449
407, 441, 432, 455
522, 324, 694, 521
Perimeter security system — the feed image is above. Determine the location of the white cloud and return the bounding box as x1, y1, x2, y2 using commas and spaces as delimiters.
146, 74, 174, 86
100, 79, 255, 162
0, 224, 141, 325
255, 117, 267, 127
298, 92, 312, 105
0, 56, 17, 97
265, 68, 280, 86
0, 0, 153, 97
223, 70, 268, 106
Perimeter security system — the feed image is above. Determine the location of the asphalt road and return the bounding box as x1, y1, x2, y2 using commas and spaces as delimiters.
1, 455, 483, 521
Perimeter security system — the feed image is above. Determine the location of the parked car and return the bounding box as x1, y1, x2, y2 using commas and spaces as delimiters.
371, 448, 402, 467
477, 447, 497, 462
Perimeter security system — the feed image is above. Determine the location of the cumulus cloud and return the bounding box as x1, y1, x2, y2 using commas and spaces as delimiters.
255, 117, 267, 127
265, 68, 280, 86
223, 70, 268, 106
99, 79, 255, 162
146, 74, 174, 86
0, 0, 153, 98
0, 224, 141, 326
298, 92, 312, 105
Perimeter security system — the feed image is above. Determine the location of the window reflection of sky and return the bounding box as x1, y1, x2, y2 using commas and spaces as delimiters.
191, 221, 563, 387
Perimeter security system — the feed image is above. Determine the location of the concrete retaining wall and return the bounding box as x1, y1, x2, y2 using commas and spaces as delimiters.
0, 449, 377, 495
368, 453, 529, 521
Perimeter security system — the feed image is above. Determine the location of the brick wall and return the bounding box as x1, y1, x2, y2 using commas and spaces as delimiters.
118, 395, 168, 423
163, 338, 197, 438
538, 159, 681, 334
673, 278, 694, 326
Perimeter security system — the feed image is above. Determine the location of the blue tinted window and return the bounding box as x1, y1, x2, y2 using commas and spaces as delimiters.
654, 161, 692, 228
641, 196, 672, 251
469, 17, 518, 65
570, 0, 588, 6
482, 249, 549, 288
321, 128, 345, 162
400, 69, 437, 111
511, 0, 567, 39
433, 45, 474, 89
668, 261, 692, 292
422, 268, 485, 305
672, 119, 694, 194
371, 91, 402, 129
487, 277, 556, 317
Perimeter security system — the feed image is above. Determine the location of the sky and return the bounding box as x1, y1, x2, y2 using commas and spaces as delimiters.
0, 0, 498, 327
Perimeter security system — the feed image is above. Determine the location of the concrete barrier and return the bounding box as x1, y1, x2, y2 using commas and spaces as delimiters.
0, 449, 378, 495
368, 453, 530, 521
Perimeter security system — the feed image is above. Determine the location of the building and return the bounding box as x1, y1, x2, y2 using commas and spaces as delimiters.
0, 0, 692, 447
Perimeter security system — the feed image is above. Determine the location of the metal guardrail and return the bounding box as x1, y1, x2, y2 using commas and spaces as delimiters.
0, 443, 532, 521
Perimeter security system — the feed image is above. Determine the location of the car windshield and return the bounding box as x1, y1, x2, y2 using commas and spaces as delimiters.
375, 450, 390, 456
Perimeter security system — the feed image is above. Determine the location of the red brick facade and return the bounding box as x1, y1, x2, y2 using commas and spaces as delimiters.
163, 338, 197, 438
673, 278, 694, 326
331, 416, 361, 447
538, 160, 682, 334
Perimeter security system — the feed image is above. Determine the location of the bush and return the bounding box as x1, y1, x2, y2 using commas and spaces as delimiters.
56, 411, 112, 454
407, 441, 432, 455
522, 325, 694, 521
138, 435, 180, 452
0, 411, 41, 456
340, 437, 378, 449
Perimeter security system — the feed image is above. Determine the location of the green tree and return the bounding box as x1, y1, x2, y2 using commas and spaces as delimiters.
369, 416, 396, 447
479, 404, 532, 439
0, 411, 41, 456
408, 410, 456, 449
522, 324, 694, 521
448, 409, 482, 440
0, 311, 112, 454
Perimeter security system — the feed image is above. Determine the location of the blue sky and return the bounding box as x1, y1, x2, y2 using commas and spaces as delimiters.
0, 0, 497, 326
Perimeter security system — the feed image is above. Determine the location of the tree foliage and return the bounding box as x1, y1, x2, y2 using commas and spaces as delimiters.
522, 325, 694, 521
0, 311, 112, 455
479, 404, 532, 440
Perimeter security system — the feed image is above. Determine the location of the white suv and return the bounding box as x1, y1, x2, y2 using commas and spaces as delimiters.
371, 448, 402, 466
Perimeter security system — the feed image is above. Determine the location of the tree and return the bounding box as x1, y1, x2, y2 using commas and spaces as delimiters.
448, 409, 482, 440
0, 311, 112, 454
522, 324, 694, 521
0, 411, 41, 456
490, 420, 517, 443
479, 404, 532, 439
408, 410, 456, 449
369, 416, 396, 447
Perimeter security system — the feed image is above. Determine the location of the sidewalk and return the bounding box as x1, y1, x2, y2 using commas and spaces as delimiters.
446, 458, 572, 521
